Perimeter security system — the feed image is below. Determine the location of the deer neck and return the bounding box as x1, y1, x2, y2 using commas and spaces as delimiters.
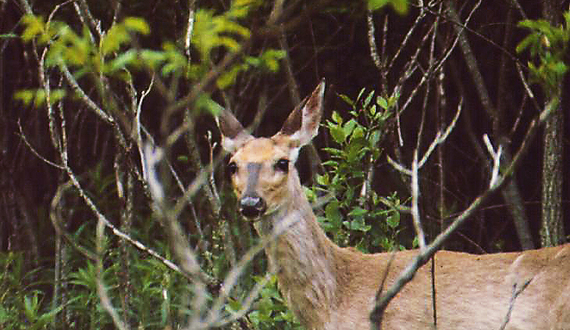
253, 173, 338, 328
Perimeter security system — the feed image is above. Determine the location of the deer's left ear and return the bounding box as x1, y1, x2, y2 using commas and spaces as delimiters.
277, 79, 325, 149
216, 109, 253, 153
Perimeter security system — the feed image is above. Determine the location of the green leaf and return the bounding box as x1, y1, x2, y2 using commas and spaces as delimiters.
50, 89, 67, 104
23, 294, 39, 321
321, 160, 339, 167
346, 217, 371, 232
351, 126, 365, 140
325, 201, 342, 228
259, 49, 285, 72
330, 126, 346, 144
21, 15, 46, 42
552, 61, 568, 75
390, 0, 408, 14
348, 207, 368, 217
217, 64, 246, 89
14, 90, 35, 106
192, 9, 250, 60
387, 211, 400, 228
338, 94, 355, 106
140, 49, 167, 69
316, 174, 329, 186
363, 90, 374, 108
100, 24, 130, 56
123, 17, 150, 35
367, 0, 389, 11
195, 93, 224, 115
343, 119, 358, 137
228, 0, 262, 18
516, 34, 539, 54
377, 96, 389, 110
106, 49, 137, 72
331, 111, 343, 124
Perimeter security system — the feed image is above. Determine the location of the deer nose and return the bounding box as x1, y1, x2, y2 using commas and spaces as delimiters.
239, 194, 266, 219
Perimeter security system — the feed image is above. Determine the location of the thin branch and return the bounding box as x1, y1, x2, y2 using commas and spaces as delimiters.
50, 181, 98, 261
386, 12, 425, 72
17, 120, 65, 169
96, 215, 129, 330
386, 155, 412, 176
515, 62, 541, 112
73, 0, 102, 40
367, 10, 382, 71
59, 62, 115, 124
499, 279, 532, 330
411, 150, 427, 249
418, 99, 462, 167
185, 0, 197, 59
483, 134, 503, 189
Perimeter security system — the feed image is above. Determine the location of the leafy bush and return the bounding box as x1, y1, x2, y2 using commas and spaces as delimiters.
310, 89, 405, 252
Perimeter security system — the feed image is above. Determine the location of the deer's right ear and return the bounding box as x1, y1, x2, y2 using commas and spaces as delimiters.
216, 109, 253, 153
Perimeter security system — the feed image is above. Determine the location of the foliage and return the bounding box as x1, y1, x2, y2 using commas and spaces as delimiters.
516, 11, 570, 97
367, 0, 408, 15
311, 89, 405, 252
0, 252, 61, 330
227, 276, 301, 330
17, 5, 283, 111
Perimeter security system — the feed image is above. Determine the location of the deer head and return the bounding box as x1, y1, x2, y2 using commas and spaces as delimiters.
217, 81, 325, 219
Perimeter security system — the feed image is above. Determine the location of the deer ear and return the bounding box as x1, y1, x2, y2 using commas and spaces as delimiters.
278, 79, 325, 148
216, 109, 253, 153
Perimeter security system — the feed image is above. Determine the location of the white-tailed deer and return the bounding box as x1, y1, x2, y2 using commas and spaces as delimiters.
217, 81, 570, 330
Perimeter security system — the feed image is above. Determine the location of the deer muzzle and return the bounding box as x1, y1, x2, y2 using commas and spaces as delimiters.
239, 194, 267, 219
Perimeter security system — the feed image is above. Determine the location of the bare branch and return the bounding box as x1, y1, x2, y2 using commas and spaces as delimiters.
17, 120, 64, 169
411, 150, 426, 249
185, 0, 197, 59
96, 215, 129, 330
418, 99, 462, 167
483, 134, 503, 189
499, 279, 532, 330
366, 10, 382, 72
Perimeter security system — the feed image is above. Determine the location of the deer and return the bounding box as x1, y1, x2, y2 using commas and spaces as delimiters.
216, 80, 570, 330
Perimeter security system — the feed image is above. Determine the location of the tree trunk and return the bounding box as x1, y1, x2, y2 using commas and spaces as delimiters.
540, 104, 565, 246
540, 0, 565, 247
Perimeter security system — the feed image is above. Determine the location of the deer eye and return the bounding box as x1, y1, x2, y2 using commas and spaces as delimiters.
274, 158, 289, 173
227, 161, 238, 175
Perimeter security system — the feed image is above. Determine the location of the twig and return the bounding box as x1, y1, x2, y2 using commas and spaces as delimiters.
418, 99, 462, 167
59, 62, 115, 125
50, 181, 97, 261
411, 150, 426, 249
185, 0, 197, 59
499, 279, 532, 330
17, 120, 64, 169
366, 10, 382, 71
96, 213, 129, 330
483, 134, 503, 189
386, 155, 412, 176
73, 0, 102, 40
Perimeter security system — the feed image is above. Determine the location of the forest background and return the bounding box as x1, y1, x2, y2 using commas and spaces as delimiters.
0, 0, 569, 329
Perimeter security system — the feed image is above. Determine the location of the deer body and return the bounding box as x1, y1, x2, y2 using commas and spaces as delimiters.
217, 81, 570, 330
